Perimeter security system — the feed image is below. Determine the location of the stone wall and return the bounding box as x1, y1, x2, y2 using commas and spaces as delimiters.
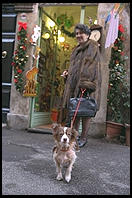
88, 3, 130, 137
7, 3, 39, 129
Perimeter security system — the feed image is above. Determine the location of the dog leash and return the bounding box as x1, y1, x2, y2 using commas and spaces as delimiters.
70, 88, 86, 128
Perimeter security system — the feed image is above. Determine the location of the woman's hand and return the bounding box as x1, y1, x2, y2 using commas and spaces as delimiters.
61, 70, 68, 78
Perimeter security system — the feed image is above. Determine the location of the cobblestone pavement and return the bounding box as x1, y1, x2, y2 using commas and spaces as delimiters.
2, 126, 130, 195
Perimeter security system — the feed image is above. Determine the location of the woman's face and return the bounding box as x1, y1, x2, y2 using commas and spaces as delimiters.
75, 29, 89, 44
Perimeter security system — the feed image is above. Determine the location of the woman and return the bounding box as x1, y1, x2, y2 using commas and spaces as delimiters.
61, 23, 102, 147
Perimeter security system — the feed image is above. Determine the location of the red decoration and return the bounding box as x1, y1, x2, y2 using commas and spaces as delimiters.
114, 40, 118, 44
114, 46, 118, 50
108, 84, 111, 89
18, 22, 27, 31
14, 79, 18, 83
14, 50, 18, 54
17, 36, 21, 40
17, 69, 22, 73
120, 51, 124, 56
118, 24, 125, 33
11, 62, 15, 66
120, 36, 125, 41
22, 46, 26, 50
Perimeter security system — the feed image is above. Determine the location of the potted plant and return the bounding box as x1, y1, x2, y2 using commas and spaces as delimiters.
106, 23, 130, 141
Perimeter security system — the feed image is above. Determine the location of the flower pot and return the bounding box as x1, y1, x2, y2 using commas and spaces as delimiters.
125, 123, 130, 146
51, 109, 58, 122
106, 121, 124, 139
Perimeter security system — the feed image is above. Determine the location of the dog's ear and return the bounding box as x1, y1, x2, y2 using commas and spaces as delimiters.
51, 123, 61, 134
71, 128, 79, 138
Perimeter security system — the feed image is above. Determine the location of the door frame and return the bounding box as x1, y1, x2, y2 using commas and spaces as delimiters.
29, 8, 51, 128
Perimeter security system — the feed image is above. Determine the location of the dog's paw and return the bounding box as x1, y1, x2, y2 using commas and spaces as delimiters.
56, 173, 63, 181
65, 174, 71, 183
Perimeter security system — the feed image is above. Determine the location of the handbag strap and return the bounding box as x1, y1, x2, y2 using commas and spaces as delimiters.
70, 88, 86, 128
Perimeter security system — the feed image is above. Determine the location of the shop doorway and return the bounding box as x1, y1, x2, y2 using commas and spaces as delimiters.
30, 4, 98, 129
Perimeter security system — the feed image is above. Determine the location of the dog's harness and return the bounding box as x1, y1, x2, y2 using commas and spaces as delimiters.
70, 88, 86, 128
60, 147, 70, 152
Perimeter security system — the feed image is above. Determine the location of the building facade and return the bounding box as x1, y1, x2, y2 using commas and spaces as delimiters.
2, 3, 130, 137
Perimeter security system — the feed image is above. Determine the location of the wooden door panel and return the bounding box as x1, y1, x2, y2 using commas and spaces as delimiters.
2, 14, 16, 32
2, 5, 16, 123
2, 39, 15, 83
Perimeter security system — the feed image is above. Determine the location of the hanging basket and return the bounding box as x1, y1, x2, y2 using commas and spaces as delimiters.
106, 121, 124, 139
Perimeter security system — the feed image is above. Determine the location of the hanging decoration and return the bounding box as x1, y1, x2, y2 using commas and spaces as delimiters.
105, 3, 125, 48
57, 14, 74, 29
60, 26, 75, 38
23, 46, 40, 97
56, 14, 75, 38
30, 25, 41, 45
11, 21, 29, 93
87, 16, 93, 25
61, 42, 70, 51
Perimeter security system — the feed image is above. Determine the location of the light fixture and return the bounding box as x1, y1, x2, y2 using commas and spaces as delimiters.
48, 20, 55, 28
42, 32, 50, 39
58, 30, 61, 35
94, 20, 98, 25
58, 36, 65, 43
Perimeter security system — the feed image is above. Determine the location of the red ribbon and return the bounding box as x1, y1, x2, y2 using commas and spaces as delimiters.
18, 22, 27, 31
118, 24, 124, 33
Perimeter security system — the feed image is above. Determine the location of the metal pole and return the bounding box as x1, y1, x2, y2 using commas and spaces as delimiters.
80, 6, 85, 24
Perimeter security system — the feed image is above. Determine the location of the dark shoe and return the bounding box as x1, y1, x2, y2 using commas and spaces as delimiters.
78, 138, 87, 148
77, 135, 81, 141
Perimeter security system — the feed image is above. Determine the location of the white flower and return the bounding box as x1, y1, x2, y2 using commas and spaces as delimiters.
31, 34, 38, 42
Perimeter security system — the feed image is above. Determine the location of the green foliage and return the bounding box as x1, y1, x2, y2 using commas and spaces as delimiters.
107, 24, 130, 124
12, 22, 28, 93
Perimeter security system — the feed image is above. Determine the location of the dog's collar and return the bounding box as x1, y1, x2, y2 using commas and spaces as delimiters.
60, 146, 70, 152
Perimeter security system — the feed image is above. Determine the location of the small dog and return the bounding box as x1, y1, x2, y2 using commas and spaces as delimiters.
52, 123, 78, 183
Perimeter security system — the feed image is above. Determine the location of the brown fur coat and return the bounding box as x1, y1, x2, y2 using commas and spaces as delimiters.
62, 39, 102, 111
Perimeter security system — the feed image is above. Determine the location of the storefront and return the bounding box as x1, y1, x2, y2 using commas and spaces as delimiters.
30, 4, 100, 130
4, 3, 129, 137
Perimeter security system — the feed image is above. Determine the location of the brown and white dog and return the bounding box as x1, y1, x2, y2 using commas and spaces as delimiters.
52, 123, 78, 183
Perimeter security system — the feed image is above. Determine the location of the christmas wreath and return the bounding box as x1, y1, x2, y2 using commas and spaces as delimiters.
11, 21, 29, 93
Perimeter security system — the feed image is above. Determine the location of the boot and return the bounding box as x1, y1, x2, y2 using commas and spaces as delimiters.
78, 117, 91, 147
73, 117, 80, 132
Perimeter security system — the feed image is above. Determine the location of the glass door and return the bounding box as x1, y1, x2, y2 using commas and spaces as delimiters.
30, 8, 63, 128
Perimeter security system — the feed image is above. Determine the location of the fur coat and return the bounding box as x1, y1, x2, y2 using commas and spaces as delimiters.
62, 39, 102, 111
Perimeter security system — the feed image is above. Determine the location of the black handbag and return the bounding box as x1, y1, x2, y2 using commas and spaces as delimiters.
68, 97, 97, 118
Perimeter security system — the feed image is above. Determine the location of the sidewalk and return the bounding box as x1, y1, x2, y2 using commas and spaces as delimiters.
2, 126, 130, 195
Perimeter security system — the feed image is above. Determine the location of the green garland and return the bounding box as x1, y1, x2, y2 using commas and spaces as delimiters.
107, 24, 129, 123
56, 14, 75, 38
61, 26, 75, 38
11, 21, 29, 93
